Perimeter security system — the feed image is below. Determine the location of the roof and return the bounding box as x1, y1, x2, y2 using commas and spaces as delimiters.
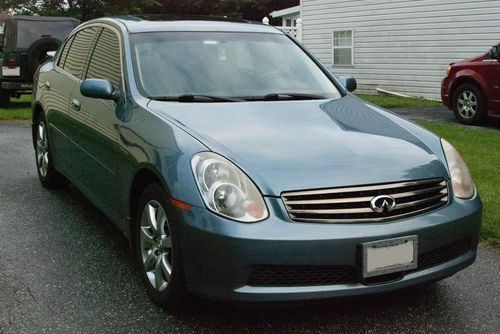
104, 16, 282, 34
270, 5, 300, 18
5, 15, 79, 23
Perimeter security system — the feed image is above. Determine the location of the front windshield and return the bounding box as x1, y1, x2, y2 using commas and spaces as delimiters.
131, 31, 342, 101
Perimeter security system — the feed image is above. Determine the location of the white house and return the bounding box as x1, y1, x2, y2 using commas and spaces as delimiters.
270, 5, 300, 27
290, 0, 500, 99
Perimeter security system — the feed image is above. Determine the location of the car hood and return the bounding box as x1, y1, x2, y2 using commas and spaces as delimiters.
451, 52, 489, 65
148, 95, 449, 196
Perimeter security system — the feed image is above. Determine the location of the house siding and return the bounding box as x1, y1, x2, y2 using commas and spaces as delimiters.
301, 0, 500, 98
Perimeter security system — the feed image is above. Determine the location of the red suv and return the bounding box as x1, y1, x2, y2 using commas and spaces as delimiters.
441, 44, 500, 125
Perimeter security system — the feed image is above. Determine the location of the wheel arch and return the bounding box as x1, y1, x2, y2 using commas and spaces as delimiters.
32, 102, 44, 149
449, 74, 487, 108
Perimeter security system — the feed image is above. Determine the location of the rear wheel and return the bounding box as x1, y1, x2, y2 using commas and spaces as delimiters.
0, 88, 10, 108
34, 112, 68, 189
452, 83, 485, 125
135, 183, 188, 310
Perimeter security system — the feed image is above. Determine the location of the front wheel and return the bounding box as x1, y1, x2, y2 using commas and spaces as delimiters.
135, 183, 188, 310
452, 83, 485, 125
34, 112, 68, 188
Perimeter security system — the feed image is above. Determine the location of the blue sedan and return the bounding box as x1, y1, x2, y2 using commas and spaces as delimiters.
32, 16, 482, 310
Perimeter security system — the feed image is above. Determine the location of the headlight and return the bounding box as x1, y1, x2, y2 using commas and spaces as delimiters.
441, 139, 475, 199
191, 152, 268, 222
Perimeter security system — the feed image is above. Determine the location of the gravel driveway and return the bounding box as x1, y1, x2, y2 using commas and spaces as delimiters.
0, 121, 499, 333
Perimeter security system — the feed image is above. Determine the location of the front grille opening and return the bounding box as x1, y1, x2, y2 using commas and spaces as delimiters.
246, 238, 471, 287
247, 265, 356, 287
281, 178, 449, 223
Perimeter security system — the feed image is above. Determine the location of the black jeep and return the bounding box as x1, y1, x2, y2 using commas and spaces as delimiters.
0, 16, 79, 107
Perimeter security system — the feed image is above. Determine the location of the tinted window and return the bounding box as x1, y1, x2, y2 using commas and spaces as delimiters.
64, 27, 98, 79
16, 20, 76, 49
86, 28, 122, 88
131, 32, 341, 100
58, 35, 74, 68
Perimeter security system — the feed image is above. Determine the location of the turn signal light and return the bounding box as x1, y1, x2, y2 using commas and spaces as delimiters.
170, 198, 192, 211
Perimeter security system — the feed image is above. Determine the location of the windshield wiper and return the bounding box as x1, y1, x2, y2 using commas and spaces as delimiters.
263, 93, 326, 101
150, 94, 244, 102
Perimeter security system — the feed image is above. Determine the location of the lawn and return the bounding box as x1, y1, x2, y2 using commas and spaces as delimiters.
418, 121, 500, 246
0, 95, 498, 245
0, 95, 32, 120
357, 93, 443, 109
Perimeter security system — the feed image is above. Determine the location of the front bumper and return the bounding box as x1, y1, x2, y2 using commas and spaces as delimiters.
176, 194, 482, 302
441, 77, 450, 108
1, 81, 32, 91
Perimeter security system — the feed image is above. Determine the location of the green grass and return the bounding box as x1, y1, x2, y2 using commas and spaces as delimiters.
0, 95, 32, 120
357, 93, 443, 109
418, 121, 500, 246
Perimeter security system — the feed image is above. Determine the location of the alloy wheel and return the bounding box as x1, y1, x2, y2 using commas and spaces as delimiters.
457, 90, 478, 119
140, 200, 173, 292
36, 122, 49, 177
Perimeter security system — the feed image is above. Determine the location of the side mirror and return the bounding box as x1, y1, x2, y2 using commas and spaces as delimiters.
490, 45, 499, 60
339, 76, 357, 92
80, 79, 120, 101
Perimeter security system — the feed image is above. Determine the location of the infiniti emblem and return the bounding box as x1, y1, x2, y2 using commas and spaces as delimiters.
370, 195, 396, 213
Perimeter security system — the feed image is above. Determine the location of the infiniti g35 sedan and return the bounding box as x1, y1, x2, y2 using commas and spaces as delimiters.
32, 16, 482, 310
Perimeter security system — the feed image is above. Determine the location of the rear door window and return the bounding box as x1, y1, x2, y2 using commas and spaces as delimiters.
86, 27, 122, 88
58, 35, 74, 68
63, 27, 99, 79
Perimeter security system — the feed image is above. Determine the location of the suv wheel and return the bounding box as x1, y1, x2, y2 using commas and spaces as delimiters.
0, 88, 10, 108
34, 112, 69, 188
135, 183, 188, 310
452, 83, 485, 125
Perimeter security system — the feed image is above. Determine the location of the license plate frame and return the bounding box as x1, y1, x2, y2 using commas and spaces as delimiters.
362, 235, 418, 278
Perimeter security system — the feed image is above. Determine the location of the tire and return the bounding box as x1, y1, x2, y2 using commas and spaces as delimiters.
452, 83, 485, 125
134, 183, 188, 310
0, 88, 9, 108
34, 112, 69, 189
26, 37, 62, 76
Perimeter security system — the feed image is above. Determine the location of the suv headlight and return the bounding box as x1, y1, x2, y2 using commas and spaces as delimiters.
191, 152, 268, 222
441, 139, 475, 199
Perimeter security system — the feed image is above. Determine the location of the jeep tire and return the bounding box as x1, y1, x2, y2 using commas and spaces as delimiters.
26, 37, 62, 76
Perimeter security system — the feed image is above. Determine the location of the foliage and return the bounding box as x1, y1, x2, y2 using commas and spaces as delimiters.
356, 93, 442, 109
0, 0, 299, 21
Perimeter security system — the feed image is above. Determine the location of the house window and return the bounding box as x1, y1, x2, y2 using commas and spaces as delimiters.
332, 30, 353, 66
286, 19, 292, 27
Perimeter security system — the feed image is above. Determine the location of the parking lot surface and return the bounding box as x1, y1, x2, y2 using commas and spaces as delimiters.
0, 121, 499, 333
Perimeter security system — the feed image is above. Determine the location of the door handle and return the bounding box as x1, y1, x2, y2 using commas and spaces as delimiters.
44, 81, 51, 90
71, 98, 81, 111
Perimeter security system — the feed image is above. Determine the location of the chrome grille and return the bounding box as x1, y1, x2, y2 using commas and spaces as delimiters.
282, 178, 449, 223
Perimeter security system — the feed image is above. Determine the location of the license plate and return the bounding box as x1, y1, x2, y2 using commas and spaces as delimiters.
362, 236, 417, 278
2, 66, 20, 76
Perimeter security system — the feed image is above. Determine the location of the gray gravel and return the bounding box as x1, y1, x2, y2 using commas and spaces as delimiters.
0, 120, 499, 334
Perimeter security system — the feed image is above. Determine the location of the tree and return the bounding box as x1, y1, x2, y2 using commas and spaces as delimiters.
0, 0, 298, 22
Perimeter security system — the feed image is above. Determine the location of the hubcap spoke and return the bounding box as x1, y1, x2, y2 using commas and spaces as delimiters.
159, 253, 172, 282
144, 252, 157, 272
155, 254, 168, 290
147, 204, 160, 236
